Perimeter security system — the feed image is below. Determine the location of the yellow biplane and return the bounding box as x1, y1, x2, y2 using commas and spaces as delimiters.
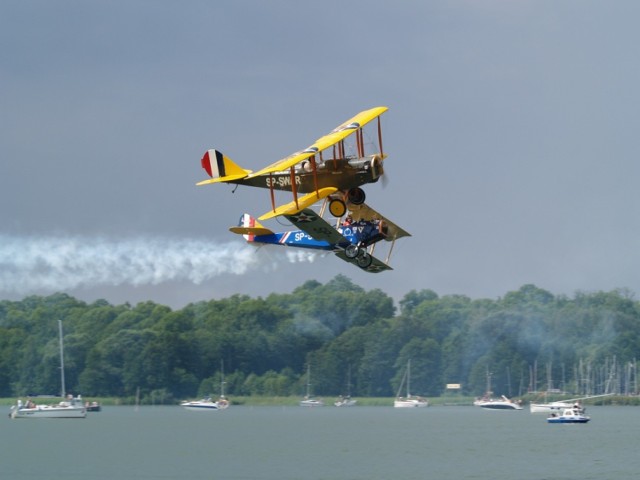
197, 106, 388, 221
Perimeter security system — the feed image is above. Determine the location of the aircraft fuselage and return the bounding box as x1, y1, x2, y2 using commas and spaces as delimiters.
232, 156, 382, 193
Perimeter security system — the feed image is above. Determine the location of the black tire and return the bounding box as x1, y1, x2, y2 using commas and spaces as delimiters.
347, 187, 366, 205
345, 244, 359, 259
357, 252, 373, 268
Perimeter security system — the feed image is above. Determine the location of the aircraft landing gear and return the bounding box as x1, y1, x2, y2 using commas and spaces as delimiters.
345, 244, 359, 259
356, 251, 373, 268
329, 198, 347, 217
347, 187, 366, 205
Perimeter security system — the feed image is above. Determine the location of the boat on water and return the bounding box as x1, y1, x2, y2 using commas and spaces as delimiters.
85, 401, 102, 412
474, 394, 523, 410
181, 363, 229, 411
181, 397, 226, 411
547, 407, 590, 424
10, 320, 86, 419
530, 393, 612, 413
334, 365, 357, 407
530, 400, 582, 414
334, 396, 357, 407
473, 369, 522, 410
300, 365, 324, 407
394, 359, 428, 408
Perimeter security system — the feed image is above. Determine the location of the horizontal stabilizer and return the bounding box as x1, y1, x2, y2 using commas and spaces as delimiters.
258, 187, 337, 221
198, 149, 252, 185
197, 174, 249, 185
229, 226, 274, 236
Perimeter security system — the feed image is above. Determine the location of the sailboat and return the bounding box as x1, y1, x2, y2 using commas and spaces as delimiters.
334, 365, 357, 407
394, 359, 428, 408
300, 364, 324, 407
10, 320, 87, 419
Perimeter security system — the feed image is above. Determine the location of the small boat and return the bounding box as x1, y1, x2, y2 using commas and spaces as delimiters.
474, 369, 522, 410
300, 365, 324, 407
547, 407, 590, 424
394, 360, 428, 408
10, 320, 86, 419
85, 401, 102, 412
334, 396, 357, 407
530, 393, 612, 413
11, 396, 87, 419
334, 366, 357, 407
530, 401, 574, 414
181, 364, 229, 411
474, 395, 523, 410
181, 397, 224, 411
300, 397, 324, 407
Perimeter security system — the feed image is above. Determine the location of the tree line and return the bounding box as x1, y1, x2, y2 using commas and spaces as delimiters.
1, 275, 639, 403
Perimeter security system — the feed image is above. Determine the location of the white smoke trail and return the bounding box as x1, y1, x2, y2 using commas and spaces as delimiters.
285, 248, 318, 264
0, 234, 269, 294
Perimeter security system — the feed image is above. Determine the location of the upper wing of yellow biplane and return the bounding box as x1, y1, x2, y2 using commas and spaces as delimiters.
247, 106, 388, 179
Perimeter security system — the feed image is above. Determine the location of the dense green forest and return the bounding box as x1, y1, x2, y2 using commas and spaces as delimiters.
1, 275, 639, 403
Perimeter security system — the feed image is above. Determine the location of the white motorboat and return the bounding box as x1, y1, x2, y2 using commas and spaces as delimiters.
547, 407, 590, 424
181, 397, 226, 411
182, 363, 229, 411
10, 321, 86, 419
300, 397, 325, 407
11, 396, 87, 419
394, 360, 428, 408
474, 395, 523, 410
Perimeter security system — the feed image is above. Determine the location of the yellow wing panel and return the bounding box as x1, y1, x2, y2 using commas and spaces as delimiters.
196, 173, 251, 185
248, 106, 388, 178
258, 187, 337, 221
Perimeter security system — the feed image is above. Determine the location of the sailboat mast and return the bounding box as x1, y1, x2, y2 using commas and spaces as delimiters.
58, 320, 66, 398
407, 359, 411, 397
220, 360, 226, 397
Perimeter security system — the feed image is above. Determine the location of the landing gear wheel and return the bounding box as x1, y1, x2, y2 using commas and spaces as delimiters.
347, 187, 366, 205
356, 252, 373, 268
345, 244, 359, 259
329, 199, 347, 217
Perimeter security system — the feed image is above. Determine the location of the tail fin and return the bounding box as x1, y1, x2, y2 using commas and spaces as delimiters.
229, 213, 274, 241
198, 149, 252, 185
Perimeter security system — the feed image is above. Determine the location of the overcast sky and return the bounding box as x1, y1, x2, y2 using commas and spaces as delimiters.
2, 1, 640, 308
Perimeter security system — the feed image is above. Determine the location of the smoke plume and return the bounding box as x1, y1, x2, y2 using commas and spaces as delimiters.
0, 234, 293, 294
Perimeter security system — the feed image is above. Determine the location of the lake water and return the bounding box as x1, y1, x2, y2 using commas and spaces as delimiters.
1, 405, 638, 480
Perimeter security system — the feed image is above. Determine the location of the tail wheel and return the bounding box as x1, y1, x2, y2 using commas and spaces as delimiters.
356, 252, 373, 268
347, 187, 366, 205
329, 199, 347, 217
345, 244, 359, 259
